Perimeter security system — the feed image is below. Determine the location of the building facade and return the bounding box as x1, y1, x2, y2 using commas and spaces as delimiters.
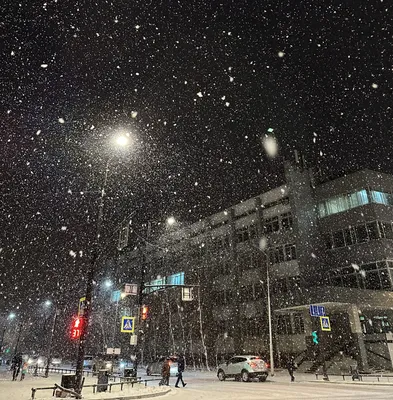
117, 160, 393, 372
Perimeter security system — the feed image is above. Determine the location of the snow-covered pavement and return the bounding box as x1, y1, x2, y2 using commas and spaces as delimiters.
1, 367, 393, 400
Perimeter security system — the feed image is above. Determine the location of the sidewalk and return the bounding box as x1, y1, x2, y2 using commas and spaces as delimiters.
269, 370, 393, 386
0, 369, 169, 400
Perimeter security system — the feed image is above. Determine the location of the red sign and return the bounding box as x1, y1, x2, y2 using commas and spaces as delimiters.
70, 316, 84, 339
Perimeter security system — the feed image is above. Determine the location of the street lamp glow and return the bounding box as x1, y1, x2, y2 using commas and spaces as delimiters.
8, 312, 16, 320
115, 135, 129, 147
104, 280, 113, 289
45, 300, 52, 307
167, 216, 176, 226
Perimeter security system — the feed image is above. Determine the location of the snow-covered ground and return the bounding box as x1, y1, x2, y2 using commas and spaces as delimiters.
1, 366, 393, 400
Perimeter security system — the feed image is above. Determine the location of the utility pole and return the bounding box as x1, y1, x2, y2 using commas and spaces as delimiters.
133, 247, 146, 376
266, 263, 274, 377
12, 322, 23, 360
0, 326, 6, 353
75, 160, 109, 393
45, 307, 59, 378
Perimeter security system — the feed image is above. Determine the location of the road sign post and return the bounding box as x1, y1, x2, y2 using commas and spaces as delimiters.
106, 347, 121, 355
78, 297, 87, 317
130, 335, 137, 346
320, 316, 331, 331
309, 305, 326, 317
120, 316, 135, 333
124, 284, 138, 296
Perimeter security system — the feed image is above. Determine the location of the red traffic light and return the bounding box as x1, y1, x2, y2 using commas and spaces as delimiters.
70, 316, 84, 340
141, 305, 149, 321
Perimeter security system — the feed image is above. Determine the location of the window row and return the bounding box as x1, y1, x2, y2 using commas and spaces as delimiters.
360, 315, 393, 335
144, 272, 185, 294
263, 196, 290, 209
329, 261, 393, 291
268, 243, 297, 264
263, 212, 293, 234
326, 221, 393, 249
213, 283, 266, 306
276, 314, 304, 335
236, 224, 258, 243
319, 189, 393, 218
318, 189, 368, 218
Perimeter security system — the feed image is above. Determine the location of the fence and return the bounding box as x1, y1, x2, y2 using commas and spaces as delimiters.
28, 366, 95, 377
315, 372, 393, 382
31, 377, 162, 399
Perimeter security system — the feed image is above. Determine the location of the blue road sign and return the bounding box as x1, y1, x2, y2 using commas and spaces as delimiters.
120, 316, 135, 333
309, 304, 326, 317
320, 316, 331, 331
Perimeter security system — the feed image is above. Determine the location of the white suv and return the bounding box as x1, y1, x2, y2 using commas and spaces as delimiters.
217, 355, 269, 382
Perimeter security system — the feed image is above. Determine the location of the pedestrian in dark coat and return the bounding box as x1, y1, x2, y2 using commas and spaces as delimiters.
286, 356, 296, 382
12, 354, 22, 381
175, 355, 187, 388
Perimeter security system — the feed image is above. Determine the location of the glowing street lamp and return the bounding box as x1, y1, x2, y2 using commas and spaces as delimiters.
115, 135, 129, 147
104, 279, 113, 289
166, 216, 176, 226
75, 133, 132, 393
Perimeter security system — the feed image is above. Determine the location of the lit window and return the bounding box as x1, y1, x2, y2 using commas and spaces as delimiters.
167, 272, 184, 286
318, 189, 369, 218
371, 190, 390, 205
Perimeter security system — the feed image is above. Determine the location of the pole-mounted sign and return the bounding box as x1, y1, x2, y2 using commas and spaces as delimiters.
120, 316, 135, 333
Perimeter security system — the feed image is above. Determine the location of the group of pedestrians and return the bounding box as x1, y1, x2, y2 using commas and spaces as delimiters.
11, 353, 28, 381
160, 354, 187, 388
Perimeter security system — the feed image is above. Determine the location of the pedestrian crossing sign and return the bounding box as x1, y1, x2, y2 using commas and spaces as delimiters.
320, 316, 331, 331
120, 316, 135, 333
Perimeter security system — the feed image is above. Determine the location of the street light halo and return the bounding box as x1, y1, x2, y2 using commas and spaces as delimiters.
167, 216, 176, 226
115, 135, 129, 147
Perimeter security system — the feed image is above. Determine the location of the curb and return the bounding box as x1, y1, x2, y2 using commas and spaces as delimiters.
84, 388, 171, 400
308, 380, 393, 387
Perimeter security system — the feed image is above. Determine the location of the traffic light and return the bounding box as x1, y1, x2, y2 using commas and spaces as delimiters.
312, 330, 319, 345
141, 305, 149, 321
70, 316, 84, 340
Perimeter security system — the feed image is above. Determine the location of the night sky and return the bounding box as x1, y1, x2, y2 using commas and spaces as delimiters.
2, 1, 393, 314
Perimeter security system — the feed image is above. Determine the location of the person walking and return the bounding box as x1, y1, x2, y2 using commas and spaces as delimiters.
175, 354, 187, 388
12, 354, 22, 381
286, 356, 296, 382
160, 358, 170, 386
20, 361, 28, 381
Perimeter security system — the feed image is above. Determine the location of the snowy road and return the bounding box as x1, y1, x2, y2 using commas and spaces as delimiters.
1, 367, 393, 400
145, 370, 393, 400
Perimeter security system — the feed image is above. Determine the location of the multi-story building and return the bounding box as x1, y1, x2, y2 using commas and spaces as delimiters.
116, 158, 393, 372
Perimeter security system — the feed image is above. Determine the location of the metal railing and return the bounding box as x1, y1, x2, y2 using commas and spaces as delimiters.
28, 366, 95, 377
315, 372, 393, 382
31, 377, 162, 399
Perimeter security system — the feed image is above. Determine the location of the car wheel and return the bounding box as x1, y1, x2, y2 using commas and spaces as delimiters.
241, 370, 249, 382
259, 375, 267, 382
217, 370, 226, 381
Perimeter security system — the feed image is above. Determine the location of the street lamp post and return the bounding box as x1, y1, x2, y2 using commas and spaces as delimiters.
254, 242, 275, 377
266, 262, 275, 377
45, 303, 59, 378
75, 135, 129, 393
0, 313, 15, 354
